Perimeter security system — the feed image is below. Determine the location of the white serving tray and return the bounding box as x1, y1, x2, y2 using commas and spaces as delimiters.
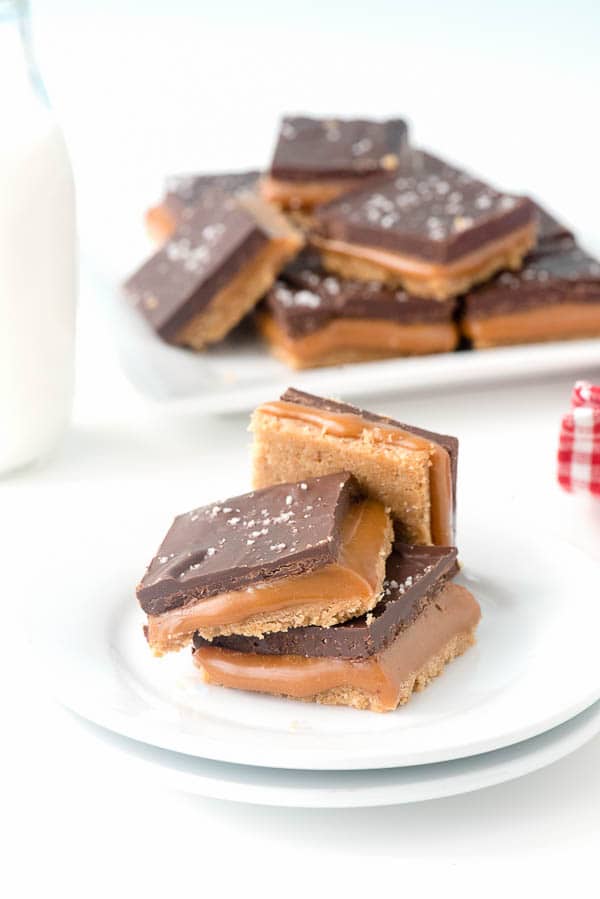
110, 282, 600, 415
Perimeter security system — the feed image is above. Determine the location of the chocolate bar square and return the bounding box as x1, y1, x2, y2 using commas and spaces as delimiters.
258, 250, 457, 368
252, 388, 457, 546
137, 472, 393, 652
311, 149, 536, 299
261, 116, 409, 211
125, 192, 303, 349
462, 241, 600, 347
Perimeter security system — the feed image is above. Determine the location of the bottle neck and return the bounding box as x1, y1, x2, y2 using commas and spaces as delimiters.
0, 1, 46, 102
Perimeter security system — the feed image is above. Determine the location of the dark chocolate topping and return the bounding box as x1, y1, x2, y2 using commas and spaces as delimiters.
137, 472, 359, 615
312, 149, 534, 264
532, 201, 575, 248
193, 544, 458, 659
124, 194, 268, 341
464, 242, 600, 319
163, 170, 261, 216
278, 388, 458, 518
270, 116, 408, 181
266, 250, 455, 337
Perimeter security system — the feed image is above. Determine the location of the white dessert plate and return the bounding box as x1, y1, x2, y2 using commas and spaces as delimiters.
30, 497, 600, 770
110, 278, 600, 415
70, 699, 600, 807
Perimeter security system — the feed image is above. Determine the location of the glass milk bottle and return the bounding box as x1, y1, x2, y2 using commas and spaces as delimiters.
0, 0, 76, 475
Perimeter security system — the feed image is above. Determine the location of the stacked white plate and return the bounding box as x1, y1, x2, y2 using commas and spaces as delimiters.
32, 499, 600, 808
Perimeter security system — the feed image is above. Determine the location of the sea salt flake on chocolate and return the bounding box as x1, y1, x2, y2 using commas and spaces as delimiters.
294, 290, 321, 309
381, 213, 397, 229
322, 278, 340, 296
352, 138, 373, 156
475, 194, 493, 210
202, 223, 226, 242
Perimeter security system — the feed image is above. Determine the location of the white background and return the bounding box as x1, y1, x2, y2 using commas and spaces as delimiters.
3, 1, 600, 893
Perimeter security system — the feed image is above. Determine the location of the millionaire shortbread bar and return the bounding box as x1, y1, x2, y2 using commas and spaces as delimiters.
124, 192, 303, 349
251, 389, 457, 546
311, 150, 536, 300
258, 250, 457, 368
461, 241, 600, 348
261, 116, 408, 211
137, 473, 393, 653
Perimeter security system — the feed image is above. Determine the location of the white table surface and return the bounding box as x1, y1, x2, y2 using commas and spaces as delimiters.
4, 2, 600, 891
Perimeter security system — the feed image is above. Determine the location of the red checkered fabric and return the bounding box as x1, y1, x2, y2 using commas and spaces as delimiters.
558, 381, 600, 496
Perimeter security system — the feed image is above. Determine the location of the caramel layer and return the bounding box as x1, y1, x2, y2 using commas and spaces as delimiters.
146, 499, 391, 652
463, 301, 600, 348
260, 175, 366, 210
258, 311, 458, 369
194, 582, 481, 711
258, 400, 452, 545
312, 224, 536, 300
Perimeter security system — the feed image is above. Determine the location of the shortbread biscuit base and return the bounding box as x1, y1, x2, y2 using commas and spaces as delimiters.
313, 224, 536, 300
252, 411, 434, 544
257, 311, 458, 369
462, 301, 600, 348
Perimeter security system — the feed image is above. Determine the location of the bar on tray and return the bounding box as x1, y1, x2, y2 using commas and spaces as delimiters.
258, 250, 458, 368
261, 116, 409, 211
124, 192, 303, 349
461, 241, 600, 348
311, 149, 536, 300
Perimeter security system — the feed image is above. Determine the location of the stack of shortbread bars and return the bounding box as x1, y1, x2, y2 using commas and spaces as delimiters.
136, 388, 481, 712
125, 115, 600, 369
